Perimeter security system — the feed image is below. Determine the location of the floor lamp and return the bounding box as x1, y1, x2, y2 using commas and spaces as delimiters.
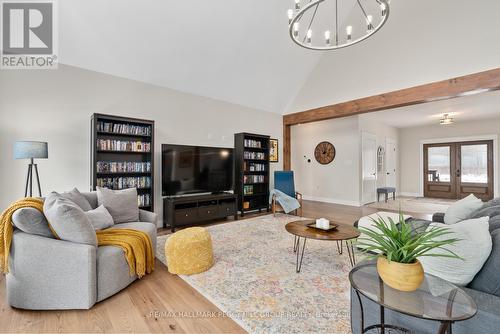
14, 141, 48, 197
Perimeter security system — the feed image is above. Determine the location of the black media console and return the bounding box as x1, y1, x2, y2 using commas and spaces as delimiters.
163, 193, 238, 232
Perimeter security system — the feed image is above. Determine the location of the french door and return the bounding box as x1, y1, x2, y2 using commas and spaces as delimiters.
423, 140, 494, 200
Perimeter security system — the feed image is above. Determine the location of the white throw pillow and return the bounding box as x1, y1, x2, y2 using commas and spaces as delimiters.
444, 194, 483, 224
420, 217, 492, 286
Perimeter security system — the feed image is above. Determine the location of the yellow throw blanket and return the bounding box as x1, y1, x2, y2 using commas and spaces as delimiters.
0, 197, 154, 277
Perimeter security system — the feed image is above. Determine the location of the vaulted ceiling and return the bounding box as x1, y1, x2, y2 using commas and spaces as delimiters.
59, 0, 500, 114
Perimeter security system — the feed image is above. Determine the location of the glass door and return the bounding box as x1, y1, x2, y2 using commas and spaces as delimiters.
423, 144, 456, 199
457, 141, 493, 200
423, 140, 493, 200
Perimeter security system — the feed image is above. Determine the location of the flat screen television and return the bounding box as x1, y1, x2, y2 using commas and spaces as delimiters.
162, 144, 234, 196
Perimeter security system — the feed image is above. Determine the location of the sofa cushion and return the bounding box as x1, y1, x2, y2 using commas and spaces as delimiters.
469, 229, 500, 296
444, 194, 483, 224
84, 205, 114, 230
420, 217, 492, 286
96, 245, 137, 302
61, 187, 93, 211
43, 192, 97, 246
489, 215, 500, 232
96, 222, 157, 302
11, 207, 54, 238
96, 187, 139, 224
470, 204, 500, 220
81, 192, 98, 209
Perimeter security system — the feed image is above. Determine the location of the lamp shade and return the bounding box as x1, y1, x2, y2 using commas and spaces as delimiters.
14, 141, 48, 159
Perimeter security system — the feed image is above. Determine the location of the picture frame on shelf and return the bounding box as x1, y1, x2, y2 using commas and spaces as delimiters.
269, 138, 279, 162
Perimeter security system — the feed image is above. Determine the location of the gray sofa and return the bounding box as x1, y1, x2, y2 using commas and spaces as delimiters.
351, 198, 500, 334
6, 191, 158, 310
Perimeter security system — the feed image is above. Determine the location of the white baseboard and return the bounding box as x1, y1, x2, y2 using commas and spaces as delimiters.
398, 192, 422, 197
302, 195, 361, 207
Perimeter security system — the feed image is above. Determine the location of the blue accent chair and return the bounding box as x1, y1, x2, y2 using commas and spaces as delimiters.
272, 171, 302, 216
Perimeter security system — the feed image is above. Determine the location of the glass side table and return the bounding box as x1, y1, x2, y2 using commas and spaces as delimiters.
349, 263, 477, 334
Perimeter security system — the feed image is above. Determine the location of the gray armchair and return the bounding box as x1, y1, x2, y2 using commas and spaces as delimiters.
6, 191, 157, 310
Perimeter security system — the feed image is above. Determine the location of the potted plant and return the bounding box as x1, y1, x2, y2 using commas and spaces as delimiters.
357, 213, 461, 292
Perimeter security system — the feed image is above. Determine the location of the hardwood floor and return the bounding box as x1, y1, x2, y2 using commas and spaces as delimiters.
0, 199, 434, 333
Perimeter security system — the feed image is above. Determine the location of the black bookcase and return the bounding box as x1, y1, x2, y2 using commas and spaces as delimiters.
91, 113, 155, 211
234, 132, 270, 216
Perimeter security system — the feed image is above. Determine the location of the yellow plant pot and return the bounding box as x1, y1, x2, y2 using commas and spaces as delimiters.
376, 256, 424, 292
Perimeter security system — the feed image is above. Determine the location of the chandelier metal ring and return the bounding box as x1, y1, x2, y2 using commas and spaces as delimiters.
288, 0, 390, 51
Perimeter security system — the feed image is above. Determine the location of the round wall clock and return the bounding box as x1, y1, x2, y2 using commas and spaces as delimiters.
314, 141, 336, 165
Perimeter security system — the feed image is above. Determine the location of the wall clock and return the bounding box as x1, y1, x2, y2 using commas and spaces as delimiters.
314, 141, 336, 165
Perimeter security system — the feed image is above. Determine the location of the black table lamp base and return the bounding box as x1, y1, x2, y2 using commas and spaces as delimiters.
25, 158, 42, 197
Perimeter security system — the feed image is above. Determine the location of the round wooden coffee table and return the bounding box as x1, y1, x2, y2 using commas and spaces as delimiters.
285, 220, 360, 273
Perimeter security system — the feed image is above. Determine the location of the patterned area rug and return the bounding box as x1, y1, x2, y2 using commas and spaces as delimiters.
156, 214, 355, 334
367, 196, 454, 215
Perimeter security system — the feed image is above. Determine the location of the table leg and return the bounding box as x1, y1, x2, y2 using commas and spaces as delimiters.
293, 235, 298, 253
437, 321, 453, 334
345, 240, 356, 266
295, 237, 306, 273
380, 304, 385, 334
336, 240, 343, 254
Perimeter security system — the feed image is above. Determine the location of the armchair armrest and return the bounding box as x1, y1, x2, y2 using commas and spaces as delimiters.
6, 230, 97, 309
139, 209, 158, 225
432, 212, 445, 223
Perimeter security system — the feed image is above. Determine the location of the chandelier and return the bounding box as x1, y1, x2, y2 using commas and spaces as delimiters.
287, 0, 390, 50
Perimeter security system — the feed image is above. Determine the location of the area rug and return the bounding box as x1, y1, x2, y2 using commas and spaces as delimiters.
156, 214, 355, 334
367, 196, 454, 214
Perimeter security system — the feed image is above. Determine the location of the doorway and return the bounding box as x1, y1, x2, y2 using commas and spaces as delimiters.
362, 132, 378, 204
423, 140, 494, 200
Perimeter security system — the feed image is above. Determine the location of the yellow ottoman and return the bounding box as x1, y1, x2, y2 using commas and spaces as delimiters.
165, 227, 214, 275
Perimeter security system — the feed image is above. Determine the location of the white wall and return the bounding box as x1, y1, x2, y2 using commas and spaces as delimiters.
399, 117, 500, 196
0, 65, 283, 226
287, 0, 500, 113
291, 116, 361, 206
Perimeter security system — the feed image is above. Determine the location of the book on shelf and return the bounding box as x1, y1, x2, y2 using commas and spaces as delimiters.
96, 161, 151, 173
243, 175, 265, 184
96, 176, 151, 189
138, 194, 151, 207
97, 121, 151, 136
243, 185, 254, 195
244, 161, 265, 172
243, 151, 266, 160
243, 139, 262, 148
96, 139, 150, 152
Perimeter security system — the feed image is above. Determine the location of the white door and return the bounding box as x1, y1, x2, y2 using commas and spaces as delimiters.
362, 132, 377, 204
385, 137, 397, 188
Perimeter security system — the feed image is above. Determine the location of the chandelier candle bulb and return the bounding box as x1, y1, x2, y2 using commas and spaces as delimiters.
293, 22, 300, 37
346, 25, 353, 41
366, 15, 373, 31
287, 9, 294, 23
294, 0, 300, 11
324, 30, 331, 45
306, 29, 312, 44
381, 3, 387, 16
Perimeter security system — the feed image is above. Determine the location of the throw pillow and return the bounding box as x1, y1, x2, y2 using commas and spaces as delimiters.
61, 187, 93, 211
96, 187, 139, 224
469, 229, 500, 296
43, 192, 97, 246
420, 216, 492, 286
11, 207, 55, 238
85, 205, 114, 230
444, 194, 483, 224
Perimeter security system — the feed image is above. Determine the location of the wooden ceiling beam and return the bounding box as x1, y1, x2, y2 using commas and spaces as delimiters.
283, 68, 500, 126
